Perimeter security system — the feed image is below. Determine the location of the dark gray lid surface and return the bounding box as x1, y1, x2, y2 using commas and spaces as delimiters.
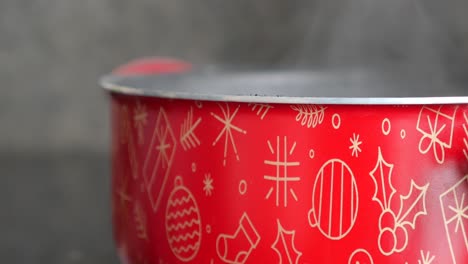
101, 68, 468, 105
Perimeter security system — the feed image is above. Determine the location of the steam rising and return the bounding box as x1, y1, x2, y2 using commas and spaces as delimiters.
326, 1, 439, 65
291, 0, 466, 84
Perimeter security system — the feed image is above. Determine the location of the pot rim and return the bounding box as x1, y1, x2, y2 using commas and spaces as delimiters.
100, 69, 468, 105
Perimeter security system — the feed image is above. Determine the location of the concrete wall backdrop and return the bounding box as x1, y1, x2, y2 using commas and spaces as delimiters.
0, 0, 318, 153
1, 0, 468, 153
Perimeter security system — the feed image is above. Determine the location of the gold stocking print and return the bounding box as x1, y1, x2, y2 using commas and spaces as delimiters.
216, 213, 260, 264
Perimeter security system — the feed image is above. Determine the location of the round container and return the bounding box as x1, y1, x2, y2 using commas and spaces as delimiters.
101, 59, 468, 264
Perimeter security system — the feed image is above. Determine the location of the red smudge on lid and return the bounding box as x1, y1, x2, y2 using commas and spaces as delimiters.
112, 57, 192, 76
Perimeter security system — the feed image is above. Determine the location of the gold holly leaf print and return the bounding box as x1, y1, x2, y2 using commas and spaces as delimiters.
272, 220, 302, 264
396, 180, 429, 229
369, 147, 397, 211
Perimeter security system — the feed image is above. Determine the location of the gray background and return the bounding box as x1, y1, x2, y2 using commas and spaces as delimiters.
1, 0, 468, 263
3, 0, 468, 152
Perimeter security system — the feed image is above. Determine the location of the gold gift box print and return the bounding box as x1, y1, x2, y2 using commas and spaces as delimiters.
439, 175, 468, 264
417, 106, 458, 164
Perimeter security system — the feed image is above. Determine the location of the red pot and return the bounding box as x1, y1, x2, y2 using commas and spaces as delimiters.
101, 59, 468, 264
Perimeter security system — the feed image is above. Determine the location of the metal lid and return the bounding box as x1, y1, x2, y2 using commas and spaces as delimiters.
100, 67, 468, 105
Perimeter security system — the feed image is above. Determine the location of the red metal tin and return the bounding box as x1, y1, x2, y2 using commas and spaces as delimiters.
102, 61, 468, 264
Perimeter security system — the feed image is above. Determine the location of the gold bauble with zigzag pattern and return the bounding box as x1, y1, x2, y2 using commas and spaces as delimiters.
165, 176, 202, 262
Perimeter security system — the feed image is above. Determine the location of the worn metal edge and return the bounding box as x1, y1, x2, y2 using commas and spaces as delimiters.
100, 75, 468, 105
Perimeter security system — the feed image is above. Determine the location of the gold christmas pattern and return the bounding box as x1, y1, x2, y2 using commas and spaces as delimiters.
440, 175, 468, 264
370, 147, 429, 256
463, 111, 468, 161
211, 103, 247, 166
271, 220, 302, 264
134, 200, 149, 241
110, 98, 468, 263
165, 176, 202, 262
134, 101, 148, 145
290, 105, 326, 128
348, 249, 374, 264
216, 212, 260, 264
248, 103, 273, 120
416, 106, 458, 164
143, 107, 177, 212
404, 250, 435, 264
264, 136, 301, 207
180, 107, 202, 151
308, 159, 359, 240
